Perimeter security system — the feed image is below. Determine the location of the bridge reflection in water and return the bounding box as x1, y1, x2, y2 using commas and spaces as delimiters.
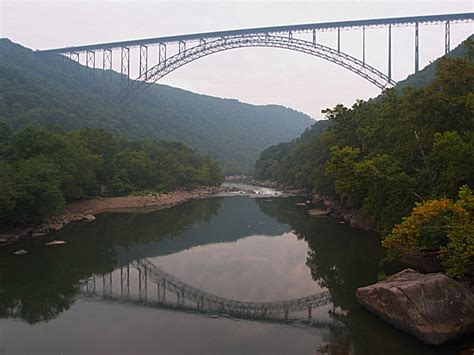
80, 259, 332, 325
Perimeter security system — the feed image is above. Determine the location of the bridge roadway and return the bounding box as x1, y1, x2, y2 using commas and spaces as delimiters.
39, 13, 473, 54
35, 12, 474, 102
80, 259, 332, 322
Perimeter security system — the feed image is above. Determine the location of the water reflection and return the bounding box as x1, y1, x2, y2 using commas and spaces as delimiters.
0, 198, 224, 323
0, 196, 468, 354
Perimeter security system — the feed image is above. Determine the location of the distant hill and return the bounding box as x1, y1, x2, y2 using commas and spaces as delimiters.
395, 35, 473, 90
0, 39, 314, 174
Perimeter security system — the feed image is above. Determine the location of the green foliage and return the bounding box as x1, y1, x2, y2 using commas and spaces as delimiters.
1, 157, 65, 223
255, 35, 474, 239
0, 125, 224, 225
395, 35, 473, 90
0, 39, 313, 175
383, 186, 474, 278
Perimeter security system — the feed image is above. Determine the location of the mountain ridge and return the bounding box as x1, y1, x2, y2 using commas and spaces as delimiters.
0, 38, 314, 174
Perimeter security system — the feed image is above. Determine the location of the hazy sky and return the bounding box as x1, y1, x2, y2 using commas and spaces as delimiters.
1, 1, 473, 118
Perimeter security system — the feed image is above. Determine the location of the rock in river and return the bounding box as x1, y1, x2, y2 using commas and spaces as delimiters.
13, 249, 29, 256
356, 269, 474, 345
83, 214, 96, 222
307, 208, 329, 217
45, 240, 67, 246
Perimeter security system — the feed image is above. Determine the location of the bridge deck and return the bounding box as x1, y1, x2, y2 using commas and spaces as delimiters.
38, 13, 474, 54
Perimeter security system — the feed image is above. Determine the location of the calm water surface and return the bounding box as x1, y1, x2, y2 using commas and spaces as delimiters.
0, 195, 471, 354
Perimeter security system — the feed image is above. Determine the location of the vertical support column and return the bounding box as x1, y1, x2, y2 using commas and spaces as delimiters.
445, 21, 450, 55
70, 52, 80, 73
362, 26, 366, 67
102, 49, 112, 70
70, 52, 80, 63
312, 29, 316, 46
109, 273, 113, 294
102, 48, 113, 86
120, 46, 130, 89
86, 50, 95, 69
144, 267, 147, 301
86, 50, 95, 80
179, 40, 186, 55
120, 264, 130, 297
138, 265, 147, 301
388, 24, 392, 82
288, 31, 293, 40
102, 273, 112, 295
139, 44, 148, 80
415, 22, 419, 73
159, 43, 166, 64
337, 27, 341, 53
308, 305, 312, 322
162, 280, 166, 302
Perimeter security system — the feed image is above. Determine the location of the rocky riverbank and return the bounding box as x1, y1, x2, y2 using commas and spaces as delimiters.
0, 186, 227, 247
310, 194, 379, 232
252, 180, 379, 232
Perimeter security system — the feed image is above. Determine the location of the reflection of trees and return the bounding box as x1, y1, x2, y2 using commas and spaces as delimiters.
256, 198, 435, 355
0, 198, 222, 324
256, 197, 383, 309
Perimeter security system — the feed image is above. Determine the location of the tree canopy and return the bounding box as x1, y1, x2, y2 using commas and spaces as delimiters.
0, 126, 224, 224
254, 38, 474, 278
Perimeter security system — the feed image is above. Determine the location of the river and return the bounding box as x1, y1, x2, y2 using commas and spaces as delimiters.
0, 189, 469, 354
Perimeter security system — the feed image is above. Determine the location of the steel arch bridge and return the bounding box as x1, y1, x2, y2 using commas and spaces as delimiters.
121, 34, 394, 103
38, 12, 474, 103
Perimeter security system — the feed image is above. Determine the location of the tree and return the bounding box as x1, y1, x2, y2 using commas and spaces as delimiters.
383, 186, 474, 278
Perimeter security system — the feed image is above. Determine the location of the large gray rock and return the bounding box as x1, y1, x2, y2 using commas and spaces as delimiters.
356, 269, 474, 345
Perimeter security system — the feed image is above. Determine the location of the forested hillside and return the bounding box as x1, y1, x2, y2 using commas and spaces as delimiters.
395, 34, 472, 90
254, 38, 474, 277
0, 39, 313, 174
0, 125, 223, 224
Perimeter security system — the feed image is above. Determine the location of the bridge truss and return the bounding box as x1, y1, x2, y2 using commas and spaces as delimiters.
38, 13, 474, 103
79, 259, 332, 324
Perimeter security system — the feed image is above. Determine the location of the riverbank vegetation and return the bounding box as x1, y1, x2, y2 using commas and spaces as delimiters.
254, 38, 474, 278
0, 125, 224, 225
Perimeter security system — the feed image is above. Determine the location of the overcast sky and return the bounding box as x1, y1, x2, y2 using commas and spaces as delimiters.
1, 1, 473, 119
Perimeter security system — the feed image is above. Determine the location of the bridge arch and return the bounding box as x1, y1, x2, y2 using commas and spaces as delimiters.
80, 258, 332, 323
119, 34, 397, 102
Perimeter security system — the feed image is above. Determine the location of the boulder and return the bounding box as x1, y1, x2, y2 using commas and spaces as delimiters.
45, 240, 67, 246
13, 249, 29, 256
356, 269, 474, 345
308, 208, 330, 217
83, 214, 96, 222
31, 232, 46, 238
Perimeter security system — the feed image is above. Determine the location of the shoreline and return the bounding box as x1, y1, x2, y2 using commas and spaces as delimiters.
0, 186, 228, 247
252, 179, 379, 232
